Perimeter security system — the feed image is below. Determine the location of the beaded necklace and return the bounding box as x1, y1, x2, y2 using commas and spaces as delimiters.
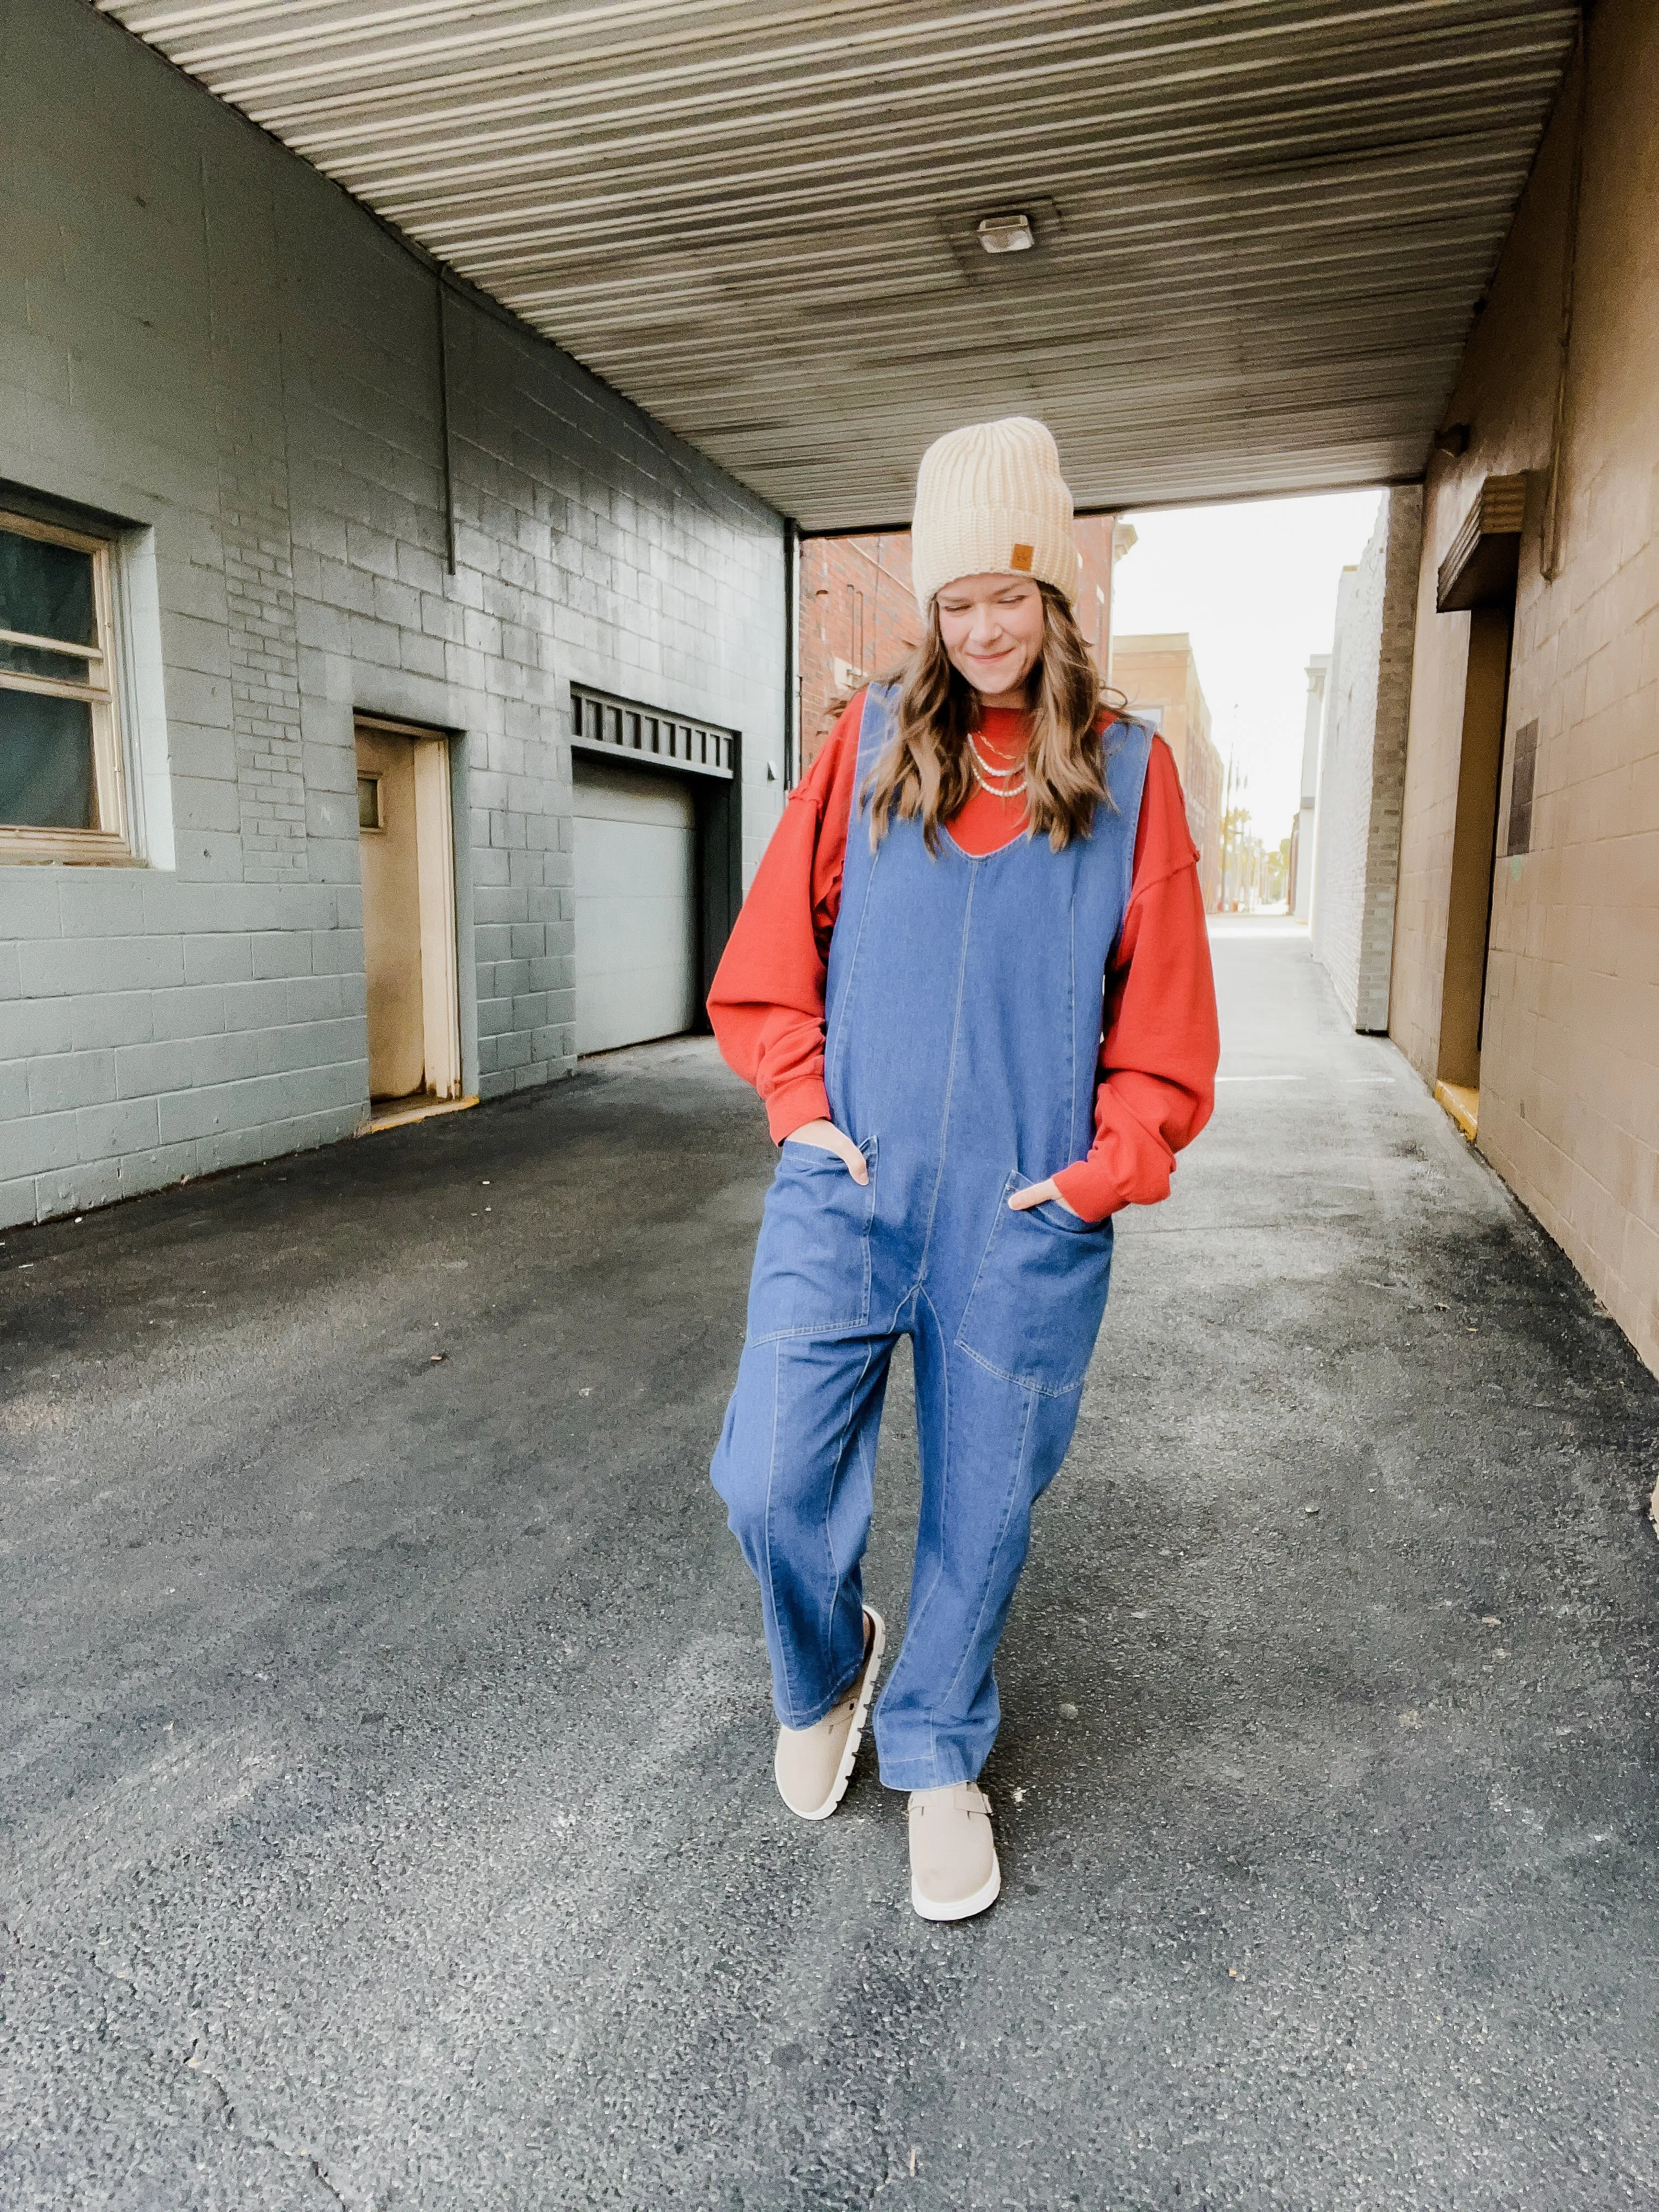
964, 729, 1029, 800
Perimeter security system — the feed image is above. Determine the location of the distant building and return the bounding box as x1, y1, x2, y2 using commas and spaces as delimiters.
1074, 514, 1128, 672
1288, 652, 1330, 921
1309, 499, 1421, 1034
797, 514, 1128, 775
1108, 634, 1224, 911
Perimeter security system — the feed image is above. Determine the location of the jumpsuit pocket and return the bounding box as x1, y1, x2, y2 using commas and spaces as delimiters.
955, 1171, 1114, 1396
746, 1134, 878, 1341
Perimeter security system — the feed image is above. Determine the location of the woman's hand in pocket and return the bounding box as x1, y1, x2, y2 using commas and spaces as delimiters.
1008, 1177, 1081, 1217
783, 1120, 869, 1184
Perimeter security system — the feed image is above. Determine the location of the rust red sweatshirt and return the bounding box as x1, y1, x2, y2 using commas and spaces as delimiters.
708, 693, 1220, 1221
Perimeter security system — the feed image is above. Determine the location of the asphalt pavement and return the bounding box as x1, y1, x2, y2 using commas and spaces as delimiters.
3, 919, 1656, 2210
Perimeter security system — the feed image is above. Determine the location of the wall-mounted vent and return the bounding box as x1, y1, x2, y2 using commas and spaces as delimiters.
1436, 475, 1527, 613
571, 683, 735, 780
1506, 719, 1538, 856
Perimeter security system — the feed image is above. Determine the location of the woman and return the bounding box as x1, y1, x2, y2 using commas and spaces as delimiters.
708, 417, 1219, 1920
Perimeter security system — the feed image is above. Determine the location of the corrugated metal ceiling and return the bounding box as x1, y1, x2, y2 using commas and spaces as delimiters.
97, 0, 1579, 529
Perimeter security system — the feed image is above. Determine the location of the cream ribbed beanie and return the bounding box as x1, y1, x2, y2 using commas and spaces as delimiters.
910, 416, 1080, 612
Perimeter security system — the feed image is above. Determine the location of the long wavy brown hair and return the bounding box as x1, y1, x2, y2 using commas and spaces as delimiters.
863, 583, 1124, 852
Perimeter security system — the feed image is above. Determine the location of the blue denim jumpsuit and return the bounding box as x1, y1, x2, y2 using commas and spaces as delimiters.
712, 685, 1154, 1791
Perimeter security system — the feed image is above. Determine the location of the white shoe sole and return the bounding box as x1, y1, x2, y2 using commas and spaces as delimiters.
776, 1606, 885, 1821
911, 1852, 1002, 1923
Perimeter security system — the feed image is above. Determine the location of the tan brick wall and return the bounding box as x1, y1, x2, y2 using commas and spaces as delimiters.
1390, 0, 1659, 1373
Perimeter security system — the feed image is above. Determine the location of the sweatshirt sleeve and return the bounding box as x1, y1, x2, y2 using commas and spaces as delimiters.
1051, 736, 1220, 1222
706, 693, 863, 1141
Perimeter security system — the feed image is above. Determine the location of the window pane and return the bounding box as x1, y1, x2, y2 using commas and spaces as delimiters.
0, 687, 95, 828
0, 639, 94, 684
0, 527, 97, 646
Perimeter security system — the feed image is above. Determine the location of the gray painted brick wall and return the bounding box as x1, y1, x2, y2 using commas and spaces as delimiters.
1310, 487, 1423, 1031
0, 0, 785, 1228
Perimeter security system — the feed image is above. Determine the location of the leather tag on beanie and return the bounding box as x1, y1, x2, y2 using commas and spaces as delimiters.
1010, 544, 1035, 571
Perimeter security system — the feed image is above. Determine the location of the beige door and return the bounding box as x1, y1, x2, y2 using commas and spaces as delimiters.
356, 720, 461, 1104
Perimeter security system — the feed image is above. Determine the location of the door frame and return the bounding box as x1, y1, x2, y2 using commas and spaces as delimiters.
1435, 606, 1513, 1092
354, 713, 463, 1101
1431, 475, 1526, 1113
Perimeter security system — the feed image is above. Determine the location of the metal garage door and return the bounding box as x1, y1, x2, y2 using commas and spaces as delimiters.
573, 756, 697, 1055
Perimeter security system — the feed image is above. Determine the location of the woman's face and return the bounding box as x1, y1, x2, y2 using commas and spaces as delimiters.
934, 574, 1046, 705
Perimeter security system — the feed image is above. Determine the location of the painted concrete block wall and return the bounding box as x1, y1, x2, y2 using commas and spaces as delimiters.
1310, 488, 1423, 1030
0, 0, 785, 1228
1390, 0, 1659, 1375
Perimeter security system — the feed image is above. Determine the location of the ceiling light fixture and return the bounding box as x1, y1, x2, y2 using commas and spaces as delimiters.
977, 211, 1035, 255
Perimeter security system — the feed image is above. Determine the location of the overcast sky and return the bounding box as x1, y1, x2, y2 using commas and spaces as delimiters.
1110, 489, 1384, 841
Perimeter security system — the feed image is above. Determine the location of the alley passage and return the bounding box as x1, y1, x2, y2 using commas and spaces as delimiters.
4, 923, 1656, 2210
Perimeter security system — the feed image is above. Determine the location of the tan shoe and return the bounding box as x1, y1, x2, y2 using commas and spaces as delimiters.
774, 1608, 885, 1820
908, 1782, 1001, 1921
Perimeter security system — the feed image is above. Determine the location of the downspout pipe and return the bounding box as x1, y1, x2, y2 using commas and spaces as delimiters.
1542, 6, 1589, 582
782, 517, 800, 789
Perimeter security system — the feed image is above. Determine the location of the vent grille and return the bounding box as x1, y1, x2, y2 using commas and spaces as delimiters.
571, 684, 736, 781
1506, 719, 1539, 855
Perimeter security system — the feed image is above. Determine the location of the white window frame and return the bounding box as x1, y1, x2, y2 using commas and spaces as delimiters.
1, 507, 132, 864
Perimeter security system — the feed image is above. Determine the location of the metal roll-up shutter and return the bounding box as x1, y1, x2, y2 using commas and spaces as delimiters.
573, 756, 697, 1054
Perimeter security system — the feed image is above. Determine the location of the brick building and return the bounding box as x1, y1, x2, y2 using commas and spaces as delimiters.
1293, 0, 1659, 1373
798, 514, 1127, 771
1307, 493, 1423, 1029
5, 0, 1649, 1378
1074, 514, 1124, 673
1105, 635, 1226, 911
1384, 0, 1658, 1370
798, 533, 918, 772
1288, 654, 1331, 921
